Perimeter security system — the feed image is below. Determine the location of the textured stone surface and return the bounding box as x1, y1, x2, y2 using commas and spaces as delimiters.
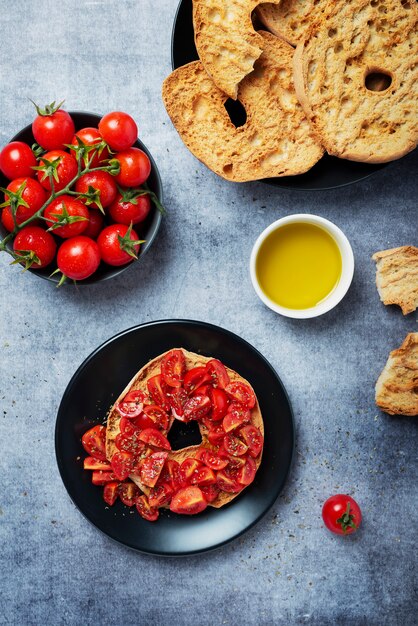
0, 1, 417, 625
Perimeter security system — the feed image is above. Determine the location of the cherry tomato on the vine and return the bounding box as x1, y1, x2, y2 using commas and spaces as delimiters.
83, 210, 104, 239
108, 190, 151, 225
44, 195, 89, 238
0, 142, 37, 180
97, 223, 142, 267
1, 177, 46, 231
322, 495, 362, 535
69, 127, 110, 167
36, 150, 77, 192
32, 105, 75, 151
57, 235, 101, 280
75, 171, 117, 209
114, 148, 151, 188
98, 111, 138, 151
13, 226, 56, 269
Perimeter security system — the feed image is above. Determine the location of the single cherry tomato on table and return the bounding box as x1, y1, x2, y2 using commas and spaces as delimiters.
114, 148, 151, 188
322, 495, 362, 535
13, 226, 56, 269
75, 170, 117, 210
0, 142, 37, 180
1, 177, 46, 231
99, 111, 138, 151
81, 425, 107, 460
56, 236, 101, 281
69, 127, 110, 167
32, 102, 75, 150
97, 223, 143, 267
43, 195, 89, 238
108, 188, 151, 225
36, 150, 77, 192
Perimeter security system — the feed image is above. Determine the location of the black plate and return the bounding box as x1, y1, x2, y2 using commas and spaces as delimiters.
55, 320, 294, 556
171, 0, 387, 190
0, 112, 163, 285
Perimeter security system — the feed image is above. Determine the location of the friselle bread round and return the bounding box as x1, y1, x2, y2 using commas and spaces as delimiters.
162, 31, 323, 181
293, 0, 418, 163
193, 0, 281, 99
257, 0, 324, 47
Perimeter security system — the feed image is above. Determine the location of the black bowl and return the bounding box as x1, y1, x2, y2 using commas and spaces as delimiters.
170, 0, 388, 191
0, 111, 163, 285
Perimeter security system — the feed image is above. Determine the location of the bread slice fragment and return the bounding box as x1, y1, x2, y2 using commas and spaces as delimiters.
372, 246, 418, 315
162, 31, 323, 182
257, 0, 323, 47
106, 348, 264, 509
293, 0, 418, 163
193, 0, 280, 99
375, 333, 418, 416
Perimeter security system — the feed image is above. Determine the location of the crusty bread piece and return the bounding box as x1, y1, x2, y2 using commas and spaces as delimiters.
372, 246, 418, 315
193, 0, 280, 99
293, 0, 418, 163
257, 0, 323, 47
162, 31, 323, 182
106, 348, 264, 509
376, 333, 418, 416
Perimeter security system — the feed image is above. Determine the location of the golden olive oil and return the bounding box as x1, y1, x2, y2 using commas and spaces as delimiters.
256, 223, 342, 309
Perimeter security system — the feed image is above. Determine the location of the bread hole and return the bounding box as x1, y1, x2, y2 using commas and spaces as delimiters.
334, 42, 343, 53
224, 98, 247, 128
371, 0, 379, 5
328, 28, 337, 37
167, 420, 202, 451
208, 9, 222, 23
223, 163, 233, 175
378, 5, 387, 13
365, 71, 392, 92
401, 0, 411, 8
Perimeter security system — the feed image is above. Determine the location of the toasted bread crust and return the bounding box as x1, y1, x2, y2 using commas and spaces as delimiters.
375, 333, 418, 416
106, 349, 264, 509
293, 0, 418, 163
257, 0, 324, 47
372, 246, 418, 315
163, 31, 323, 181
193, 0, 280, 99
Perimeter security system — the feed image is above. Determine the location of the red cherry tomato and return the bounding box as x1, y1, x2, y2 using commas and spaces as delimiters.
0, 142, 37, 180
116, 390, 145, 419
138, 428, 171, 450
91, 471, 118, 486
210, 387, 229, 421
2, 177, 46, 231
207, 425, 226, 446
56, 236, 101, 280
225, 381, 256, 409
165, 385, 188, 417
13, 226, 56, 269
239, 425, 263, 458
120, 416, 139, 437
32, 108, 75, 150
75, 171, 117, 209
200, 484, 220, 503
206, 359, 230, 389
99, 111, 138, 151
161, 349, 186, 388
166, 459, 182, 491
37, 150, 77, 191
148, 483, 174, 508
81, 425, 107, 460
115, 433, 145, 455
223, 434, 248, 457
69, 127, 110, 167
237, 456, 257, 485
216, 470, 243, 494
114, 148, 151, 187
83, 457, 111, 471
170, 486, 207, 515
108, 191, 151, 225
97, 223, 141, 267
147, 374, 170, 412
43, 195, 89, 238
143, 405, 169, 430
190, 466, 216, 486
223, 404, 251, 433
184, 366, 212, 395
111, 450, 134, 481
135, 495, 159, 521
138, 451, 168, 488
103, 482, 119, 506
183, 394, 212, 421
83, 210, 104, 239
180, 458, 204, 484
119, 482, 138, 507
193, 449, 228, 470
322, 495, 362, 535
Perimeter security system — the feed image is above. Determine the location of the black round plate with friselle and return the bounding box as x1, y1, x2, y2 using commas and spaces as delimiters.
170, 0, 387, 191
55, 320, 294, 556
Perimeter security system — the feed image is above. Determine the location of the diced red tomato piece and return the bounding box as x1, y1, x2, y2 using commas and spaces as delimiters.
92, 471, 118, 485
135, 495, 159, 521
131, 412, 156, 431
210, 387, 229, 421
161, 349, 186, 388
103, 481, 119, 506
120, 416, 139, 437
179, 458, 204, 484
194, 448, 228, 470
207, 425, 226, 446
116, 389, 145, 418
111, 451, 134, 481
83, 456, 111, 471
166, 459, 182, 491
143, 405, 169, 430
206, 359, 230, 389
223, 411, 247, 433
184, 366, 212, 395
224, 455, 247, 470
165, 384, 188, 417
81, 425, 107, 460
216, 469, 243, 493
223, 434, 248, 457
190, 466, 216, 486
237, 456, 257, 485
138, 428, 171, 450
149, 482, 174, 508
183, 394, 212, 421
239, 425, 264, 458
200, 484, 220, 503
170, 486, 208, 515
191, 383, 212, 398
147, 374, 171, 412
138, 451, 168, 487
115, 432, 145, 455
225, 381, 256, 409
119, 482, 139, 506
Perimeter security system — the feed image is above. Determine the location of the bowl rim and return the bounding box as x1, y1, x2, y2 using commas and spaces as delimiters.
0, 110, 163, 286
249, 214, 355, 319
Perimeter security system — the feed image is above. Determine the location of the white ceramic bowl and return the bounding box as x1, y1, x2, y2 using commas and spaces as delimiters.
250, 214, 354, 319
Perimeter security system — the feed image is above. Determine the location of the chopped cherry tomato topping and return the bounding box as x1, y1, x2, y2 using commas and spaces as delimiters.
120, 416, 139, 437
216, 470, 243, 494
184, 366, 212, 395
190, 466, 216, 486
111, 451, 134, 481
132, 411, 157, 431
83, 457, 111, 471
115, 432, 145, 455
166, 459, 182, 491
223, 434, 249, 457
103, 481, 119, 506
183, 394, 212, 421
119, 482, 138, 507
143, 405, 169, 430
116, 389, 145, 419
206, 359, 230, 389
225, 381, 256, 409
207, 425, 226, 446
161, 349, 186, 388
136, 495, 159, 521
237, 456, 257, 485
92, 471, 118, 486
81, 425, 107, 461
223, 409, 249, 433
165, 385, 188, 417
149, 483, 174, 508
239, 425, 263, 458
138, 451, 168, 488
179, 458, 204, 484
170, 486, 208, 515
210, 387, 229, 421
138, 428, 171, 450
194, 448, 228, 470
147, 374, 171, 412
200, 484, 220, 503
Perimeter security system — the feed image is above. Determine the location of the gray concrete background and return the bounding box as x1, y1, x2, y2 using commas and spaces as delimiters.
0, 1, 417, 624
